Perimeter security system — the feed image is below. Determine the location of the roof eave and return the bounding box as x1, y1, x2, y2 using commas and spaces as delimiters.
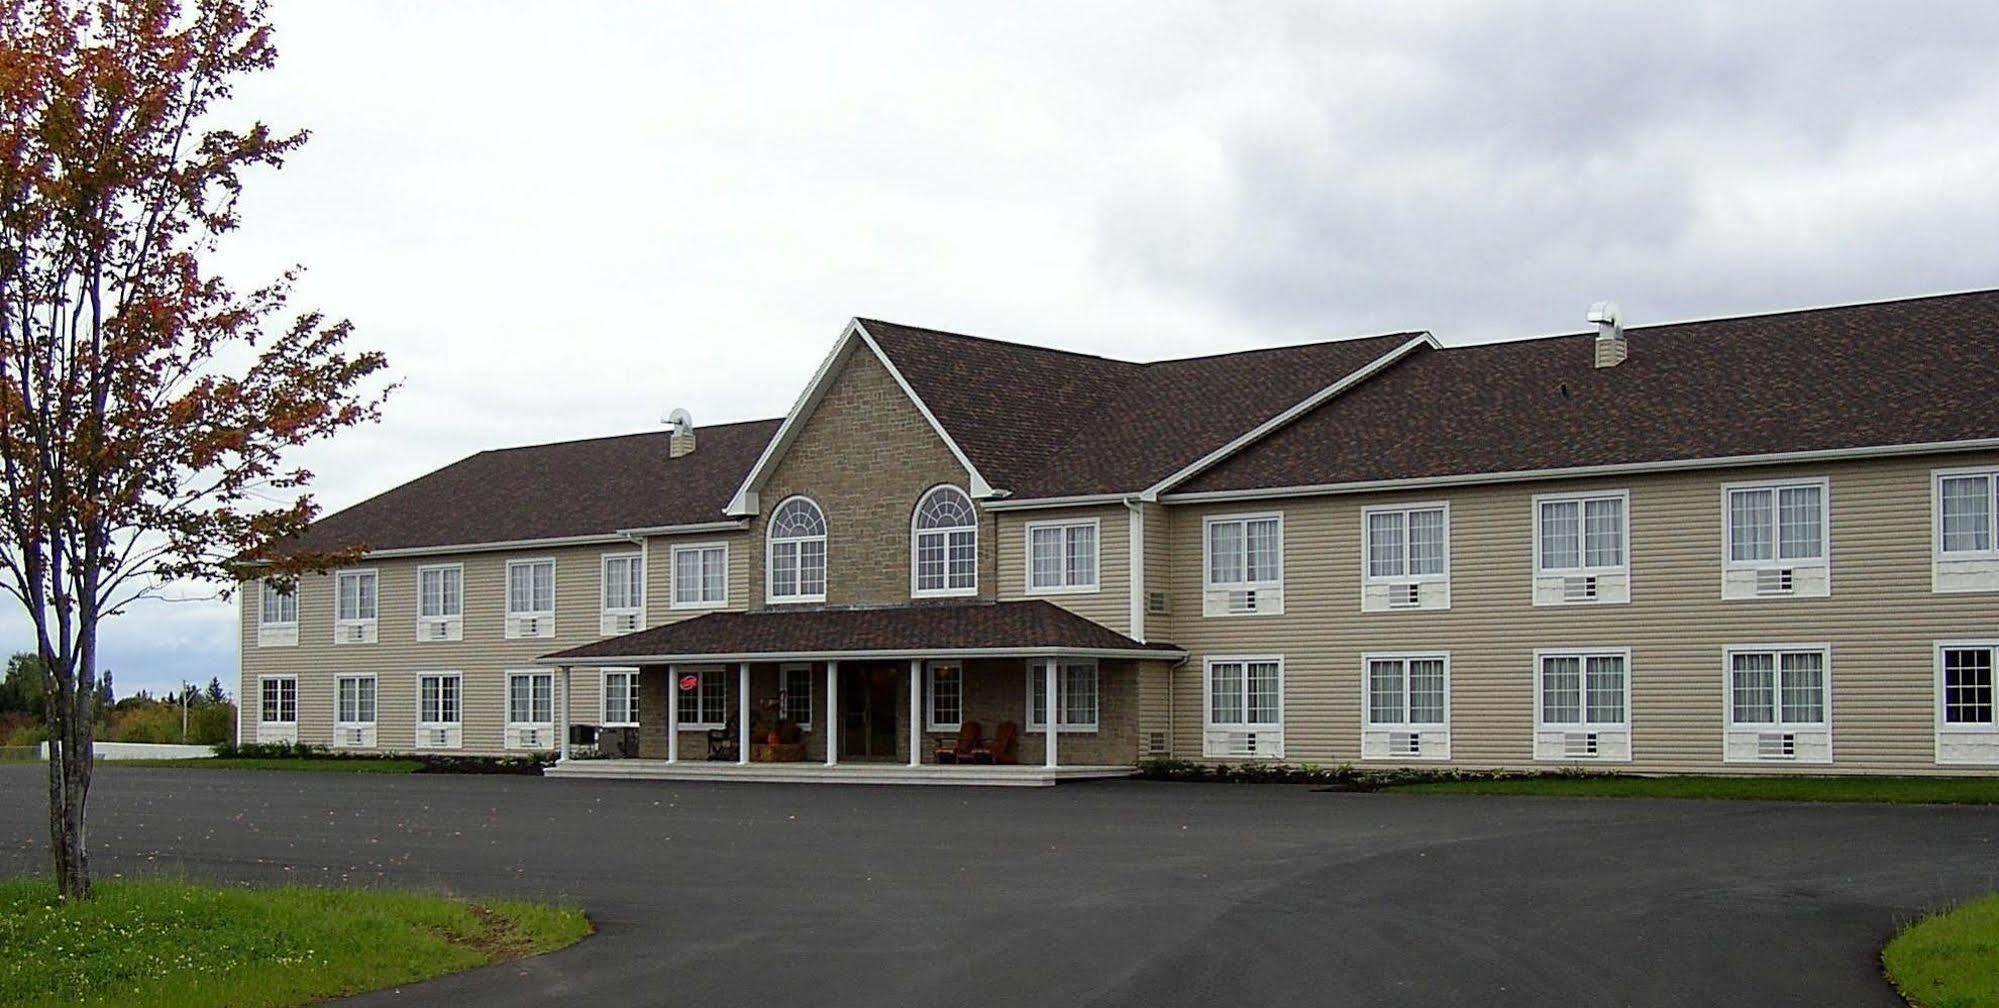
536, 645, 1187, 667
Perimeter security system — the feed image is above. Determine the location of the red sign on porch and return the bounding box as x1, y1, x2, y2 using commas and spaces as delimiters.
678, 674, 699, 692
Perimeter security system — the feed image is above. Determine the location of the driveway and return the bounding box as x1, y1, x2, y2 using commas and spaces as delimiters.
2, 766, 1994, 1006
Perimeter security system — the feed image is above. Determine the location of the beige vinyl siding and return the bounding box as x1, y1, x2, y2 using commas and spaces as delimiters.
995, 505, 1130, 635
644, 531, 751, 625
240, 540, 718, 755
1162, 450, 1999, 774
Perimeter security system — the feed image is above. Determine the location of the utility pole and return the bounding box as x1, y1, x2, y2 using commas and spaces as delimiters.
180, 682, 191, 744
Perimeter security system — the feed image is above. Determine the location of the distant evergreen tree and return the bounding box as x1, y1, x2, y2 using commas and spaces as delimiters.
205, 678, 226, 704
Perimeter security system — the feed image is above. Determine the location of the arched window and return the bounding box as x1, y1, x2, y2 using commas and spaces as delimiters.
912, 485, 977, 596
768, 496, 827, 602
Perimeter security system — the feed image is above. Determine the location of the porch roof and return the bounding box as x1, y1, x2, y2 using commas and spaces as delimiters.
536, 599, 1184, 666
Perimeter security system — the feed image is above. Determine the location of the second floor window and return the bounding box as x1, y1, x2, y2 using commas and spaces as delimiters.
912, 485, 977, 596
259, 581, 296, 626
1206, 514, 1282, 589
1727, 482, 1826, 564
1940, 471, 1998, 557
1027, 519, 1098, 593
1537, 493, 1626, 573
418, 565, 462, 619
768, 496, 827, 602
1365, 505, 1447, 579
507, 560, 555, 617
335, 570, 377, 623
602, 553, 644, 613
672, 544, 728, 608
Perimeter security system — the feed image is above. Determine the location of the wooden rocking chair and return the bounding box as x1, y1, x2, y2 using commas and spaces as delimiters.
935, 721, 982, 765
968, 720, 1019, 765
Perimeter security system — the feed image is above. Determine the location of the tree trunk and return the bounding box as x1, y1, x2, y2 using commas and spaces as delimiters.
44, 637, 93, 901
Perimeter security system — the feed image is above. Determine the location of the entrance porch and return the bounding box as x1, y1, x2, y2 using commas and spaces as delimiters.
542, 760, 1135, 786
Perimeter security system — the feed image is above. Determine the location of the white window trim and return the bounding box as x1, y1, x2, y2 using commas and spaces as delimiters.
332, 568, 379, 640
1720, 477, 1830, 569
779, 662, 814, 731
669, 541, 731, 610
417, 672, 463, 730
1532, 490, 1631, 577
1360, 502, 1451, 585
600, 667, 640, 728
257, 580, 298, 629
505, 557, 557, 618
1202, 511, 1285, 592
258, 675, 298, 724
1023, 516, 1101, 595
335, 674, 378, 729
674, 665, 730, 731
1533, 647, 1633, 732
1024, 659, 1100, 733
415, 563, 464, 618
766, 495, 828, 604
925, 660, 963, 732
1933, 468, 1999, 595
1723, 644, 1833, 731
600, 551, 645, 618
910, 484, 979, 599
1936, 639, 1999, 737
1203, 654, 1286, 731
1361, 652, 1452, 731
505, 669, 555, 735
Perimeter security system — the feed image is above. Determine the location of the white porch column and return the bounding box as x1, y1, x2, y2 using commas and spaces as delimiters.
737, 662, 751, 766
1044, 658, 1059, 769
908, 659, 923, 767
665, 663, 679, 763
558, 666, 573, 762
824, 661, 840, 766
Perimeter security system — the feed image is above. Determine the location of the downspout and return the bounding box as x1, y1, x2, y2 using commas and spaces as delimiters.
1125, 497, 1145, 642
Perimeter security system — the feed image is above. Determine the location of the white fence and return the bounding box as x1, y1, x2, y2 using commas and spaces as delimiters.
37, 741, 214, 760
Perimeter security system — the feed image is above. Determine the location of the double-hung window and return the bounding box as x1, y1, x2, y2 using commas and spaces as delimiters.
1723, 480, 1829, 598
506, 671, 554, 749
926, 661, 963, 731
1026, 661, 1098, 732
505, 559, 556, 638
602, 668, 640, 727
671, 543, 729, 609
417, 565, 462, 641
1204, 513, 1283, 616
333, 570, 378, 644
1204, 657, 1283, 758
256, 581, 298, 647
1026, 518, 1099, 594
1723, 646, 1830, 762
779, 664, 813, 728
1935, 470, 1999, 593
767, 497, 828, 603
600, 552, 645, 634
1362, 654, 1450, 760
912, 486, 978, 597
1362, 504, 1449, 611
674, 667, 729, 729
1533, 491, 1629, 604
417, 673, 462, 749
256, 675, 298, 744
334, 675, 377, 747
1937, 642, 1999, 765
1535, 650, 1631, 760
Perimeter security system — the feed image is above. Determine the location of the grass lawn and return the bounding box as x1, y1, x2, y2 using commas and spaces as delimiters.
1885, 895, 1999, 1008
0, 878, 590, 1008
103, 757, 423, 773
1383, 775, 1999, 805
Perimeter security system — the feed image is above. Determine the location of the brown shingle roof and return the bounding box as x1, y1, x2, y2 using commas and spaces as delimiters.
279, 418, 780, 553
860, 319, 1421, 498
1180, 289, 1999, 494
539, 600, 1184, 663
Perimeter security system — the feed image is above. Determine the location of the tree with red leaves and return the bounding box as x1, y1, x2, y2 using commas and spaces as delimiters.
0, 0, 391, 899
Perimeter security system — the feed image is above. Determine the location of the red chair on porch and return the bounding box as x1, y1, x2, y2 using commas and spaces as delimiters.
935, 721, 982, 765
969, 721, 1019, 765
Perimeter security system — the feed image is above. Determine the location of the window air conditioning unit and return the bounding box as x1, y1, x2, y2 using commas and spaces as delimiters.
421, 618, 458, 641
508, 615, 550, 638
1228, 590, 1257, 614
1756, 569, 1795, 595
1390, 732, 1422, 757
337, 623, 371, 643
425, 728, 453, 748
1563, 732, 1599, 758
1757, 732, 1796, 759
601, 612, 641, 635
1562, 576, 1598, 602
1389, 583, 1421, 608
341, 727, 369, 747
513, 727, 543, 749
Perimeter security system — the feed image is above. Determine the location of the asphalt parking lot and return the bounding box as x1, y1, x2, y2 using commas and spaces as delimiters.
3, 765, 1993, 1006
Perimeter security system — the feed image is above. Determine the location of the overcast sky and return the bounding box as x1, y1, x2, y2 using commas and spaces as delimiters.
22, 1, 1999, 699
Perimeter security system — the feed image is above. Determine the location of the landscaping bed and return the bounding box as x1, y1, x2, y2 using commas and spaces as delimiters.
101, 743, 554, 775
1135, 759, 1999, 804
0, 878, 590, 1008
1885, 894, 1999, 1008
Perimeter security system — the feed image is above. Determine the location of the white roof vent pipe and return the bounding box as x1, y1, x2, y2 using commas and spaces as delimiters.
1588, 300, 1627, 369
665, 407, 697, 458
